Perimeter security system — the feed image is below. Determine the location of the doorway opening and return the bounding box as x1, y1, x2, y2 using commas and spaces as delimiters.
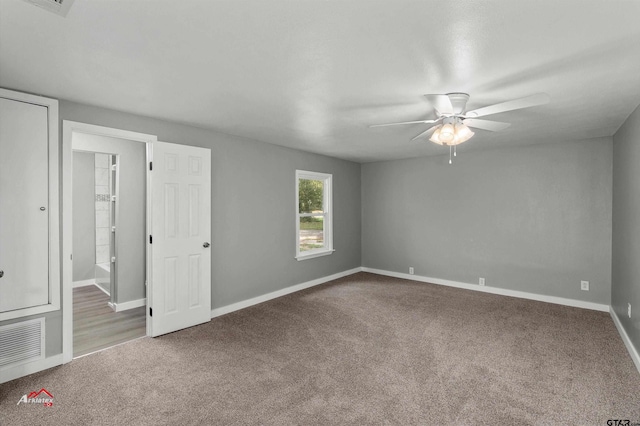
65, 125, 154, 360
71, 148, 146, 357
62, 121, 212, 364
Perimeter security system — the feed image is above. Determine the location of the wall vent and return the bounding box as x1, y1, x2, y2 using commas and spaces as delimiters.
0, 318, 45, 369
21, 0, 75, 17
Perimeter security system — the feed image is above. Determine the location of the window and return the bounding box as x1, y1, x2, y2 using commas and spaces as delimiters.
295, 170, 333, 260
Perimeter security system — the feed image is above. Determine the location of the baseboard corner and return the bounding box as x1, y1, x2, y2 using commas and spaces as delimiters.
610, 309, 640, 375
211, 267, 362, 319
113, 298, 146, 312
361, 267, 610, 312
72, 279, 96, 288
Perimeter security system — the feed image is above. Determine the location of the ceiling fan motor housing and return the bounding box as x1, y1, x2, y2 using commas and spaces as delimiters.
446, 93, 470, 115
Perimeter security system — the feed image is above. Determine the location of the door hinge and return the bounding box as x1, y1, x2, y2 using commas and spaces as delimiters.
149, 235, 152, 244
149, 307, 152, 317
149, 162, 153, 171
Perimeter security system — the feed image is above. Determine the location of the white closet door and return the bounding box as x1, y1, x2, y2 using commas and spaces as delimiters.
149, 141, 211, 337
0, 98, 50, 312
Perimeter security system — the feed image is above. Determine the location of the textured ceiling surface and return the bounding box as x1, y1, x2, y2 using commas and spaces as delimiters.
1, 0, 640, 162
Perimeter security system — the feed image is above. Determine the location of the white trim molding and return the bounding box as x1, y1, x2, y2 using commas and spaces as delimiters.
0, 354, 63, 385
73, 279, 97, 288
296, 249, 336, 261
610, 309, 640, 375
112, 298, 146, 312
94, 284, 110, 297
361, 267, 610, 312
73, 280, 110, 297
62, 120, 158, 364
295, 169, 333, 261
211, 267, 361, 318
210, 266, 611, 321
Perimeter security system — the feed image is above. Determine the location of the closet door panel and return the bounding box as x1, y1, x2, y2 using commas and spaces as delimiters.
0, 97, 50, 312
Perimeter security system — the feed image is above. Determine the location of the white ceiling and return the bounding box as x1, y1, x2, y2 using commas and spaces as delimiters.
1, 0, 640, 163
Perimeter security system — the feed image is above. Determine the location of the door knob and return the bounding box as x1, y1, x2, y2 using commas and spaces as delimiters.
0, 270, 4, 278
203, 242, 210, 248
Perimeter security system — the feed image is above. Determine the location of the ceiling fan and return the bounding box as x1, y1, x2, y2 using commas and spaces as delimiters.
370, 92, 550, 163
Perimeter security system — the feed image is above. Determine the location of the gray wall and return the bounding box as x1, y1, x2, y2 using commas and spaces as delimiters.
8, 92, 625, 364
612, 104, 640, 355
62, 101, 362, 308
362, 138, 613, 304
72, 151, 96, 282
73, 133, 146, 304
19, 98, 362, 358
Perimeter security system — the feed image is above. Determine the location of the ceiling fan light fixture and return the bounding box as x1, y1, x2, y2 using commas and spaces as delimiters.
369, 91, 549, 165
439, 122, 455, 143
429, 120, 475, 146
429, 125, 444, 145
454, 122, 474, 144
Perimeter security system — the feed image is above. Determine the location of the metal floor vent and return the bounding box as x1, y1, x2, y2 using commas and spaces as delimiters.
0, 318, 45, 369
21, 0, 75, 17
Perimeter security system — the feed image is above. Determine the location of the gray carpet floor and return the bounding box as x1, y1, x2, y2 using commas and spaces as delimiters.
1, 272, 639, 425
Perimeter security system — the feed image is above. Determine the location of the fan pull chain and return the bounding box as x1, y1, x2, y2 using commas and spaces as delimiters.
454, 145, 457, 157
449, 146, 452, 164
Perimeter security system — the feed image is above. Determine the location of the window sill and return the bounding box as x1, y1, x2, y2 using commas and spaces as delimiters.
296, 249, 335, 261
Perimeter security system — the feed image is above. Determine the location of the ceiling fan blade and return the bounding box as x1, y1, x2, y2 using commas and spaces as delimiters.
369, 119, 438, 128
465, 93, 550, 118
411, 124, 439, 141
463, 119, 511, 132
424, 94, 454, 115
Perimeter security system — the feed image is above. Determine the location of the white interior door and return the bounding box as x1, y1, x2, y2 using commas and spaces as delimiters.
149, 141, 211, 337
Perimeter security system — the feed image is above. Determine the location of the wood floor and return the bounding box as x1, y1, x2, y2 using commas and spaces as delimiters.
73, 285, 146, 357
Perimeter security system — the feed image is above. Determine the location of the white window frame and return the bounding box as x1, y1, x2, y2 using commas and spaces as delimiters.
295, 170, 333, 261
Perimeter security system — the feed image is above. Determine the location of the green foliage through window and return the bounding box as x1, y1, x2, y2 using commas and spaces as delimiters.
298, 179, 324, 213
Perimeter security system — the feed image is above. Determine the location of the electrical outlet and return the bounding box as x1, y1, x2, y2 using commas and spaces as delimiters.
581, 280, 589, 291
409, 267, 414, 275
629, 303, 632, 319
479, 277, 485, 286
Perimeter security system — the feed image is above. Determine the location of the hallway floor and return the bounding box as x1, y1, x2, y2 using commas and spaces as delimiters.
73, 285, 146, 357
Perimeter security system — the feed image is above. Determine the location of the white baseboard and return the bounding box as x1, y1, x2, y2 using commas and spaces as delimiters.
0, 354, 64, 385
72, 279, 96, 288
211, 267, 362, 318
610, 309, 640, 375
73, 280, 110, 297
112, 298, 146, 312
361, 267, 610, 312
94, 283, 110, 297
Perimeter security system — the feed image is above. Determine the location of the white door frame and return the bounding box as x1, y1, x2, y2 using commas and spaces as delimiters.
61, 121, 157, 363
